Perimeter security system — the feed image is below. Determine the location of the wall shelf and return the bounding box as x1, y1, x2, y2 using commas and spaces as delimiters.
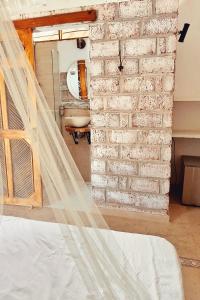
172, 130, 200, 139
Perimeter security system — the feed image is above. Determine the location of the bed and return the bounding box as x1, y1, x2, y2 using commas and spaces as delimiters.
0, 216, 184, 300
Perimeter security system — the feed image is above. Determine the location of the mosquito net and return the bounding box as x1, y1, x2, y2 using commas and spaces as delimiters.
0, 1, 151, 299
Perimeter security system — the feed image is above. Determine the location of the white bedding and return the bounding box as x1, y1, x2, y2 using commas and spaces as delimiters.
0, 216, 184, 300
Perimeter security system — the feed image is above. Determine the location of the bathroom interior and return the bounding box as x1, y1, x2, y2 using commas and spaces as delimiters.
34, 24, 91, 183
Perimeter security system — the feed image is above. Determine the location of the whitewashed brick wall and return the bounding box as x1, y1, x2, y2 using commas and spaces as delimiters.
88, 0, 179, 214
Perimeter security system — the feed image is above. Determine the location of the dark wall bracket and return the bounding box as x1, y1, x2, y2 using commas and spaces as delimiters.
178, 23, 190, 43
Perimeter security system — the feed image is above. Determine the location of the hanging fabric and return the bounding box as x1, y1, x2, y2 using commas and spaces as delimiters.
0, 1, 151, 299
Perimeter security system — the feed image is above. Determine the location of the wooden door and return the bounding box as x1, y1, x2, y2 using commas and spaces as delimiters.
0, 29, 42, 207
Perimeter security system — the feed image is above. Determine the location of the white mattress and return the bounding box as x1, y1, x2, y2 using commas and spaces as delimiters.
0, 216, 184, 300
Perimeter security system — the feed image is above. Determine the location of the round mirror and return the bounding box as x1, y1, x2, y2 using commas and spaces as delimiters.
66, 60, 88, 100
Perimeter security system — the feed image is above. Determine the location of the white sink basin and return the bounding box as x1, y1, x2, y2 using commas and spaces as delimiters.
64, 116, 90, 128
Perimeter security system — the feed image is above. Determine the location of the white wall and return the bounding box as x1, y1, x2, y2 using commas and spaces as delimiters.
11, 0, 127, 18
57, 38, 89, 73
175, 0, 200, 101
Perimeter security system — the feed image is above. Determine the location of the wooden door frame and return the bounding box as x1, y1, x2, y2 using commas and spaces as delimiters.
14, 10, 97, 30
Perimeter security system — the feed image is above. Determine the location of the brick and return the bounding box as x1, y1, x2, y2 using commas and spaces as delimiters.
160, 179, 170, 194
161, 74, 175, 92
161, 145, 172, 161
138, 94, 173, 111
163, 112, 172, 127
106, 190, 169, 210
157, 36, 177, 55
107, 21, 140, 39
128, 177, 159, 193
90, 96, 104, 111
91, 129, 106, 143
91, 174, 118, 188
119, 176, 128, 190
108, 130, 137, 144
105, 95, 137, 111
107, 160, 138, 176
96, 3, 117, 21
91, 160, 106, 173
90, 60, 104, 77
91, 78, 119, 94
92, 187, 105, 204
121, 145, 160, 160
140, 57, 175, 73
105, 59, 138, 76
122, 76, 156, 93
140, 163, 171, 178
132, 112, 162, 128
120, 114, 130, 128
91, 145, 119, 159
119, 0, 152, 18
91, 113, 120, 127
137, 130, 171, 145
123, 38, 156, 57
89, 23, 105, 40
90, 40, 119, 58
156, 0, 179, 14
143, 17, 178, 35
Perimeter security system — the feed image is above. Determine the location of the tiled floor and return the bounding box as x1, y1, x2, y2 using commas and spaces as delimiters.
103, 201, 200, 300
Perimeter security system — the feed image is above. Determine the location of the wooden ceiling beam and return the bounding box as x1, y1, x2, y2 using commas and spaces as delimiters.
14, 10, 97, 30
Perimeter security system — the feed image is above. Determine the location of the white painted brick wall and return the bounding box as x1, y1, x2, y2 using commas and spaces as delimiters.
106, 190, 169, 210
90, 96, 104, 111
119, 0, 152, 18
107, 160, 138, 176
123, 38, 156, 57
91, 78, 119, 94
137, 129, 172, 144
143, 17, 178, 35
122, 76, 156, 93
90, 60, 104, 77
91, 129, 106, 143
90, 40, 119, 58
156, 0, 179, 14
121, 145, 160, 160
91, 160, 106, 173
105, 59, 138, 75
157, 36, 177, 55
105, 95, 137, 111
92, 145, 119, 159
139, 56, 175, 73
128, 177, 160, 193
160, 179, 170, 195
132, 112, 162, 128
109, 130, 137, 144
91, 113, 120, 127
89, 23, 105, 40
91, 174, 118, 188
107, 21, 140, 39
138, 94, 173, 111
92, 187, 105, 204
139, 163, 171, 178
89, 1, 178, 213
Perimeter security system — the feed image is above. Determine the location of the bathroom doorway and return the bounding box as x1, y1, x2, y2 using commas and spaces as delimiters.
34, 24, 91, 183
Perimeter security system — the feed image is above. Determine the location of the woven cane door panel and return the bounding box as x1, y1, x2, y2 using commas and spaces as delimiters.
0, 74, 42, 207
6, 87, 24, 130
10, 139, 34, 199
0, 138, 8, 196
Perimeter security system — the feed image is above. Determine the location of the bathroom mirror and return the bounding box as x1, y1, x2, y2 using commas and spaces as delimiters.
67, 60, 88, 100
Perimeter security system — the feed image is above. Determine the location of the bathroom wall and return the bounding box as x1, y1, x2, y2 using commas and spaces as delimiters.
58, 39, 90, 105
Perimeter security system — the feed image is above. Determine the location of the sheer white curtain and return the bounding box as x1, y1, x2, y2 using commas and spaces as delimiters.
0, 1, 150, 299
